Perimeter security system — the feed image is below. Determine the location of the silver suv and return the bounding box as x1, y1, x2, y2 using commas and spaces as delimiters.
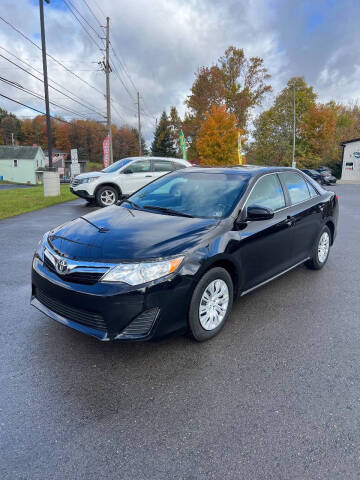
70, 156, 191, 207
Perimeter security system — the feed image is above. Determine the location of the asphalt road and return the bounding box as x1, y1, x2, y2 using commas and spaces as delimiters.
0, 184, 34, 190
1, 185, 360, 480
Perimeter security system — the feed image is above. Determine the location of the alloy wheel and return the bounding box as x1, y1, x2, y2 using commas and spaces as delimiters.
100, 189, 116, 206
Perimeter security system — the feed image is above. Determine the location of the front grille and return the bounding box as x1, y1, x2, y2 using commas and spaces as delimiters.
117, 308, 159, 339
71, 179, 80, 186
36, 288, 107, 331
44, 255, 104, 285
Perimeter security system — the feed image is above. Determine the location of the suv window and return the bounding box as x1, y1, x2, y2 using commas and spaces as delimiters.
246, 174, 285, 211
173, 161, 185, 170
281, 172, 311, 204
153, 160, 173, 172
127, 160, 151, 173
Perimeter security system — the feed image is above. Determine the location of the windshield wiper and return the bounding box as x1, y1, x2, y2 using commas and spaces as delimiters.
79, 216, 109, 233
122, 199, 141, 210
143, 205, 193, 218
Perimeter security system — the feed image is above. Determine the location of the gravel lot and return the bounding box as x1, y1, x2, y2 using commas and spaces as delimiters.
1, 185, 359, 480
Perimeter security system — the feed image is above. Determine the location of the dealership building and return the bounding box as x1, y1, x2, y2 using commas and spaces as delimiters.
340, 138, 360, 182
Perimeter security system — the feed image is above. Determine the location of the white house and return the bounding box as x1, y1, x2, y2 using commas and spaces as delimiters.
340, 138, 360, 182
0, 146, 45, 184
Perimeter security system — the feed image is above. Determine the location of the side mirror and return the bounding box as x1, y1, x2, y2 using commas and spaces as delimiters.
123, 168, 133, 174
246, 205, 274, 221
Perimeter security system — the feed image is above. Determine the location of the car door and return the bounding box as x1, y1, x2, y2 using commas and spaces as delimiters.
151, 159, 174, 180
120, 160, 153, 194
233, 173, 294, 291
278, 171, 323, 264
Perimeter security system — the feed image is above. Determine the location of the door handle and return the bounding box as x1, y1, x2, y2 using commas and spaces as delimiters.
286, 216, 295, 227
145, 175, 152, 177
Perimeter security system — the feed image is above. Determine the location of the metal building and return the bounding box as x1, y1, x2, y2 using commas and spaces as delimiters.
340, 138, 360, 182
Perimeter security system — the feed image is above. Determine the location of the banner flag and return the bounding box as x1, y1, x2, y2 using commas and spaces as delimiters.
179, 130, 187, 160
238, 132, 242, 165
103, 136, 110, 168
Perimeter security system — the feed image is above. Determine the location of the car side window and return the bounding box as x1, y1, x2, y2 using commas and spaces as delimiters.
153, 160, 173, 172
281, 172, 311, 204
173, 162, 185, 170
306, 181, 318, 198
127, 160, 151, 173
246, 174, 286, 211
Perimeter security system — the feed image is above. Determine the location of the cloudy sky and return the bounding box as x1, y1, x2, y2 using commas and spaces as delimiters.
0, 0, 359, 143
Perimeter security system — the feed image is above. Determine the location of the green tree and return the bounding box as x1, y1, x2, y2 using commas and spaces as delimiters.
151, 111, 177, 157
248, 77, 317, 167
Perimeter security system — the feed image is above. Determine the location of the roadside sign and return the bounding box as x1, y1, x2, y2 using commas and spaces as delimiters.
71, 149, 79, 164
71, 163, 80, 177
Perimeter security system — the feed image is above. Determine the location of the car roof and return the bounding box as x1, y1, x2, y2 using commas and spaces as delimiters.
182, 165, 298, 176
126, 156, 188, 163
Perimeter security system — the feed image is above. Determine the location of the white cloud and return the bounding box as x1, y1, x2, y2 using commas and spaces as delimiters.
1, 0, 360, 144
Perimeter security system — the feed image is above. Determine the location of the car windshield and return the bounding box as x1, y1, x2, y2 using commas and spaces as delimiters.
125, 171, 250, 219
101, 158, 132, 173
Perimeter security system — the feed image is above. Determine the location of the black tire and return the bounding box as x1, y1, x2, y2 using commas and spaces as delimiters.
95, 185, 119, 208
305, 225, 331, 270
86, 199, 96, 205
188, 267, 233, 342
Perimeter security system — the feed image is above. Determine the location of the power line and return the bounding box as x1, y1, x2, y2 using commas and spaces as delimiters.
109, 43, 157, 121
0, 49, 106, 118
66, 0, 103, 40
80, 0, 104, 27
110, 44, 137, 92
0, 92, 110, 136
110, 61, 136, 101
63, 0, 103, 51
0, 14, 105, 97
0, 76, 99, 120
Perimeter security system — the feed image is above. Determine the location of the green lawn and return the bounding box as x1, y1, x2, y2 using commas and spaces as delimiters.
0, 184, 77, 220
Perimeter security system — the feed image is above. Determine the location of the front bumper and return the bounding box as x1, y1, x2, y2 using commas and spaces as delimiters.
31, 258, 193, 341
70, 187, 94, 200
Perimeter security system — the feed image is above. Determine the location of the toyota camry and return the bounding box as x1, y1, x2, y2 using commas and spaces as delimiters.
31, 166, 338, 342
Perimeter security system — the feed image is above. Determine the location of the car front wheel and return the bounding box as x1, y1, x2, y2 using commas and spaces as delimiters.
96, 186, 119, 207
188, 267, 233, 341
306, 225, 331, 270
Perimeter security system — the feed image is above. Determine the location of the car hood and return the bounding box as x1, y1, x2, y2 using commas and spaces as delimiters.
74, 171, 107, 180
48, 206, 219, 261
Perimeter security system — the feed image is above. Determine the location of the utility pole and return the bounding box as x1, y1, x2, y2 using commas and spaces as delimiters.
292, 84, 296, 169
137, 91, 142, 156
39, 0, 53, 170
105, 16, 113, 164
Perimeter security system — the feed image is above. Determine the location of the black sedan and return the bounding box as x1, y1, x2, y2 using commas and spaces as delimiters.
31, 166, 339, 342
301, 169, 323, 183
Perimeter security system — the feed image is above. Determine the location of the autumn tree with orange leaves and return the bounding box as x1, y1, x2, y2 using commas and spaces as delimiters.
196, 106, 238, 165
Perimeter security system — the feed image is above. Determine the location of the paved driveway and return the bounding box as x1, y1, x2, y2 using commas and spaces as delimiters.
0, 184, 34, 190
1, 187, 360, 480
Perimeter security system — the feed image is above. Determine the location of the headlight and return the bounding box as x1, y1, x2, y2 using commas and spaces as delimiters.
34, 233, 47, 262
83, 177, 99, 183
101, 257, 184, 285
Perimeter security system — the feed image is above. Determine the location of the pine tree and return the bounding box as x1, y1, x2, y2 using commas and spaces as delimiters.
151, 111, 176, 157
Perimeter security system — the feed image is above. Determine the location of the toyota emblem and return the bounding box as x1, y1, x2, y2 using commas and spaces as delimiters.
56, 259, 69, 275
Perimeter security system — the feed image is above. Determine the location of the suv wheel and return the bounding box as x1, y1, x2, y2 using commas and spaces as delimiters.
188, 267, 233, 341
96, 186, 119, 207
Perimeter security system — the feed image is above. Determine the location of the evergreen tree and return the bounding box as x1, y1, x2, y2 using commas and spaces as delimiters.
151, 111, 177, 156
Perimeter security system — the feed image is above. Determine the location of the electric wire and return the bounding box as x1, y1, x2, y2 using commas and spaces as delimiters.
0, 14, 105, 97
0, 50, 106, 118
